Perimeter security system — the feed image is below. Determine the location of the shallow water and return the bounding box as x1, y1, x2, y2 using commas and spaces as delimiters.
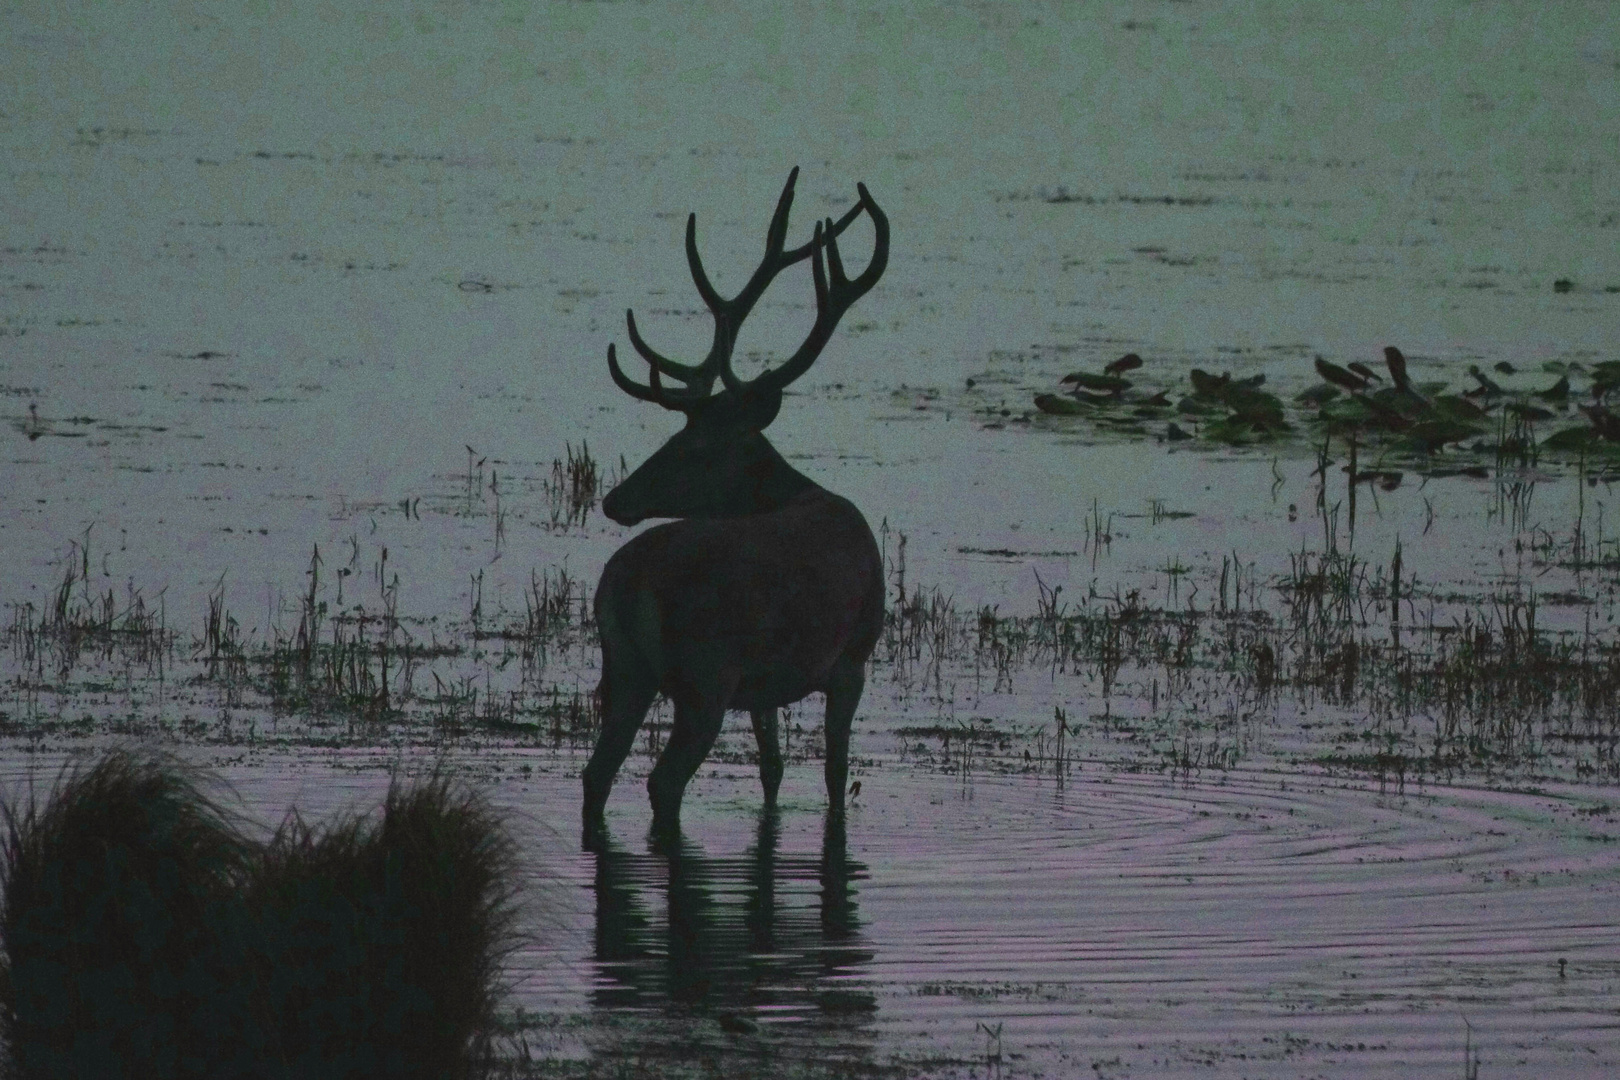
6, 748, 1615, 1077
4, 0, 1620, 1075
566, 766, 1620, 1078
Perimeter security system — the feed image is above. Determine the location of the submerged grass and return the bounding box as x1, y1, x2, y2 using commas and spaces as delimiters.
0, 750, 520, 1080
873, 506, 1620, 784
6, 458, 1620, 789
5, 536, 176, 682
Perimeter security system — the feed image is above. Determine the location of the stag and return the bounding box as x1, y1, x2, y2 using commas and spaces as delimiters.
583, 168, 890, 834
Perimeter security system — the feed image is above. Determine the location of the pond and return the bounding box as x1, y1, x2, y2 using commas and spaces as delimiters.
3, 1, 1618, 1075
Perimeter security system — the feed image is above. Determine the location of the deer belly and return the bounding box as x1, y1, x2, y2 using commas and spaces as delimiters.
729, 664, 826, 711
657, 627, 842, 710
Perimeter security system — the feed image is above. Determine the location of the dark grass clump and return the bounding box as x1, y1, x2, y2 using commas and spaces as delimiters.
248, 775, 521, 1080
0, 750, 258, 1079
0, 751, 521, 1080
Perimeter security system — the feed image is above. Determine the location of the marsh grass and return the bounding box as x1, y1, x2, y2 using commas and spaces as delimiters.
247, 774, 521, 1080
447, 442, 620, 543
546, 442, 607, 530
0, 750, 520, 1080
7, 495, 1620, 787
869, 512, 1620, 783
5, 537, 175, 682
247, 546, 407, 721
16, 533, 1614, 783
1527, 459, 1620, 574
136, 546, 603, 748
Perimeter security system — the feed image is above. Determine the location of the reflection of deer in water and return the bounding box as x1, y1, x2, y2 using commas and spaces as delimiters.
583, 169, 890, 833
591, 810, 872, 1015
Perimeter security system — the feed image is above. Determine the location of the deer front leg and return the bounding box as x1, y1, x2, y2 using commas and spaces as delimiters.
823, 656, 865, 816
648, 692, 729, 832
749, 708, 784, 805
583, 656, 659, 831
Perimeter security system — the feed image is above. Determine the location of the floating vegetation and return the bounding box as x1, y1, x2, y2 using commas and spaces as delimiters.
1030, 349, 1620, 470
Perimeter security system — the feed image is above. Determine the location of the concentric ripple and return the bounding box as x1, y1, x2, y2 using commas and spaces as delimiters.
514, 761, 1620, 1077
3, 751, 1615, 1076
832, 768, 1619, 1073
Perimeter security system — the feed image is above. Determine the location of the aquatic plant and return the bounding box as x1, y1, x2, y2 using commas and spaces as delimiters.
4, 533, 175, 682
1031, 346, 1620, 471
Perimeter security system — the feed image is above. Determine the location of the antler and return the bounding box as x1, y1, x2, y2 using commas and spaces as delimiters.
606, 167, 887, 410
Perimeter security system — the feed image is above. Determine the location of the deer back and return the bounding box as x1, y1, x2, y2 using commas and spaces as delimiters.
596, 488, 882, 709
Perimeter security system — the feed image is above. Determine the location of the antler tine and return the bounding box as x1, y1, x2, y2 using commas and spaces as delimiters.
683, 166, 801, 312
630, 168, 801, 399
823, 213, 849, 290
625, 308, 710, 385
762, 164, 800, 264
606, 343, 672, 405
811, 219, 830, 312
722, 181, 890, 397
707, 169, 801, 329
847, 182, 890, 291
781, 194, 865, 263
617, 187, 772, 402
647, 167, 802, 400
610, 336, 717, 412
684, 212, 726, 315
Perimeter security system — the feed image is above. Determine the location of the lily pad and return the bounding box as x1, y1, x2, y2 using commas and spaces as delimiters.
1429, 395, 1488, 423
1505, 401, 1557, 422
1535, 376, 1570, 401
1204, 415, 1277, 445
1402, 419, 1484, 453
1317, 398, 1375, 426
1188, 369, 1231, 397
1539, 426, 1620, 456
1296, 383, 1341, 405
1176, 395, 1227, 417
1542, 426, 1601, 452
1224, 387, 1286, 424
1060, 371, 1131, 393
1033, 393, 1085, 416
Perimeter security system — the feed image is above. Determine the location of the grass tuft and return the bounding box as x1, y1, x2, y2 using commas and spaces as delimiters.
247, 772, 522, 1079
0, 751, 520, 1080
0, 750, 257, 1079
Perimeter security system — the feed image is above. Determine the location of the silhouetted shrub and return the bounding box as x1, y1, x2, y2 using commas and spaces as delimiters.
246, 775, 520, 1079
0, 751, 520, 1080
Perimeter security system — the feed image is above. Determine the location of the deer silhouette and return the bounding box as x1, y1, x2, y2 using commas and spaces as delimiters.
583, 168, 889, 835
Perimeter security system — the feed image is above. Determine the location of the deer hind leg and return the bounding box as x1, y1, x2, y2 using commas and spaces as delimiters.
823, 656, 866, 816
583, 652, 660, 827
749, 708, 784, 805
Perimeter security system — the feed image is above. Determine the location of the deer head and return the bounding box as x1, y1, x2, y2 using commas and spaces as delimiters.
600, 168, 889, 525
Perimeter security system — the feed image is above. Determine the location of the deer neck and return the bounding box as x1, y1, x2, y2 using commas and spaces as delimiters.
734, 437, 819, 515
